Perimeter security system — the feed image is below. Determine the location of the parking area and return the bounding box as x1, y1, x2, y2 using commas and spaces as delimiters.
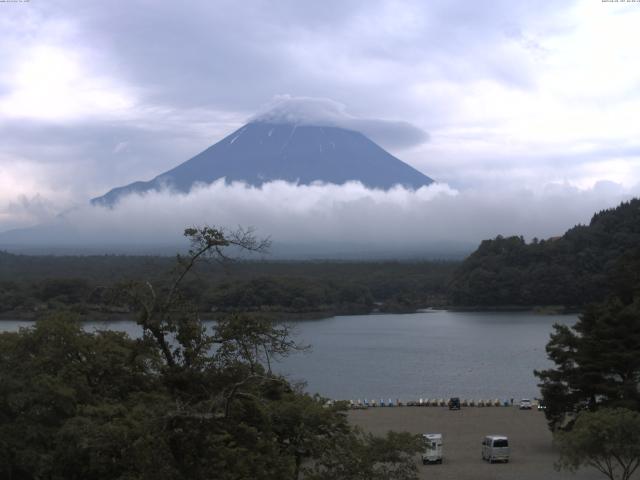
348, 406, 610, 480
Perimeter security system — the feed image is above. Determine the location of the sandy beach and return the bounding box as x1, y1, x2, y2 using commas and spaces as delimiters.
349, 406, 622, 480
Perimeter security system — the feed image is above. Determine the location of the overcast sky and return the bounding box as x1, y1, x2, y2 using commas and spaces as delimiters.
1, 0, 640, 250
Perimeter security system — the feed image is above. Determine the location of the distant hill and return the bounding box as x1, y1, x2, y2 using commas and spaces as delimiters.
449, 198, 640, 307
92, 121, 434, 206
0, 252, 456, 319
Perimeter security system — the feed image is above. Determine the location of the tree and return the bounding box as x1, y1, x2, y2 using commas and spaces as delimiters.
269, 392, 352, 480
555, 408, 640, 480
304, 429, 422, 480
450, 198, 640, 308
0, 225, 421, 480
0, 314, 163, 480
118, 225, 272, 370
535, 297, 640, 430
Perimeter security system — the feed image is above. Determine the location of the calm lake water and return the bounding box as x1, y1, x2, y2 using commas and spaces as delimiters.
1, 310, 576, 402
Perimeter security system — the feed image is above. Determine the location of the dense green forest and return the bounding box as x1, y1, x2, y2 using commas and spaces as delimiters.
450, 198, 640, 307
0, 253, 456, 319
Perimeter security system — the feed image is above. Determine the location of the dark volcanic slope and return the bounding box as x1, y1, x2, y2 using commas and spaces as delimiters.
92, 122, 433, 205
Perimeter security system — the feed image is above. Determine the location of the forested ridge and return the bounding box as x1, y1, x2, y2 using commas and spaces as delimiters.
3, 199, 640, 315
450, 198, 640, 307
0, 254, 455, 319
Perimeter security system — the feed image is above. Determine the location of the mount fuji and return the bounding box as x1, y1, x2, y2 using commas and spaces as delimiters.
92, 116, 433, 206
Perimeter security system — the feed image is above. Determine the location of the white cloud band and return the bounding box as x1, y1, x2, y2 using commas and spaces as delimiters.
1, 180, 637, 257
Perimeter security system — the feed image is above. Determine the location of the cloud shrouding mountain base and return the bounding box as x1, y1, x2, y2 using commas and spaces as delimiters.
2, 180, 637, 258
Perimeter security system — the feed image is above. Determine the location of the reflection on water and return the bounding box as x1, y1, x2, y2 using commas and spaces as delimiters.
0, 310, 576, 401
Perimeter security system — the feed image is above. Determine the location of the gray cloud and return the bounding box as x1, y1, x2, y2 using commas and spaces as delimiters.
2, 0, 640, 240
251, 96, 428, 149
4, 0, 572, 115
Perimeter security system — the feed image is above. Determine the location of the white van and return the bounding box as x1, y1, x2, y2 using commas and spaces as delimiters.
519, 398, 532, 410
482, 435, 510, 463
422, 433, 443, 464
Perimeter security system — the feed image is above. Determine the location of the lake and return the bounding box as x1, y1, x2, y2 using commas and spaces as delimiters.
1, 310, 576, 402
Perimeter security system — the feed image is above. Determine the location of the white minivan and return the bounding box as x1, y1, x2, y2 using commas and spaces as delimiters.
482, 435, 510, 463
422, 433, 443, 464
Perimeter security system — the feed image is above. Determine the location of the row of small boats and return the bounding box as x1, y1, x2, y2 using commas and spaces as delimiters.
344, 398, 511, 408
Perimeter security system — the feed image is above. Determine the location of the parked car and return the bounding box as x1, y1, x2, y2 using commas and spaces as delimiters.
422, 433, 443, 464
448, 397, 461, 410
519, 398, 532, 410
482, 435, 510, 463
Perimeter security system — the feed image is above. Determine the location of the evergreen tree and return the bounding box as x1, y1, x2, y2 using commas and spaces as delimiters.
535, 297, 640, 430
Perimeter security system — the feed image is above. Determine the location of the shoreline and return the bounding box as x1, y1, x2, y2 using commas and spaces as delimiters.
0, 305, 580, 322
